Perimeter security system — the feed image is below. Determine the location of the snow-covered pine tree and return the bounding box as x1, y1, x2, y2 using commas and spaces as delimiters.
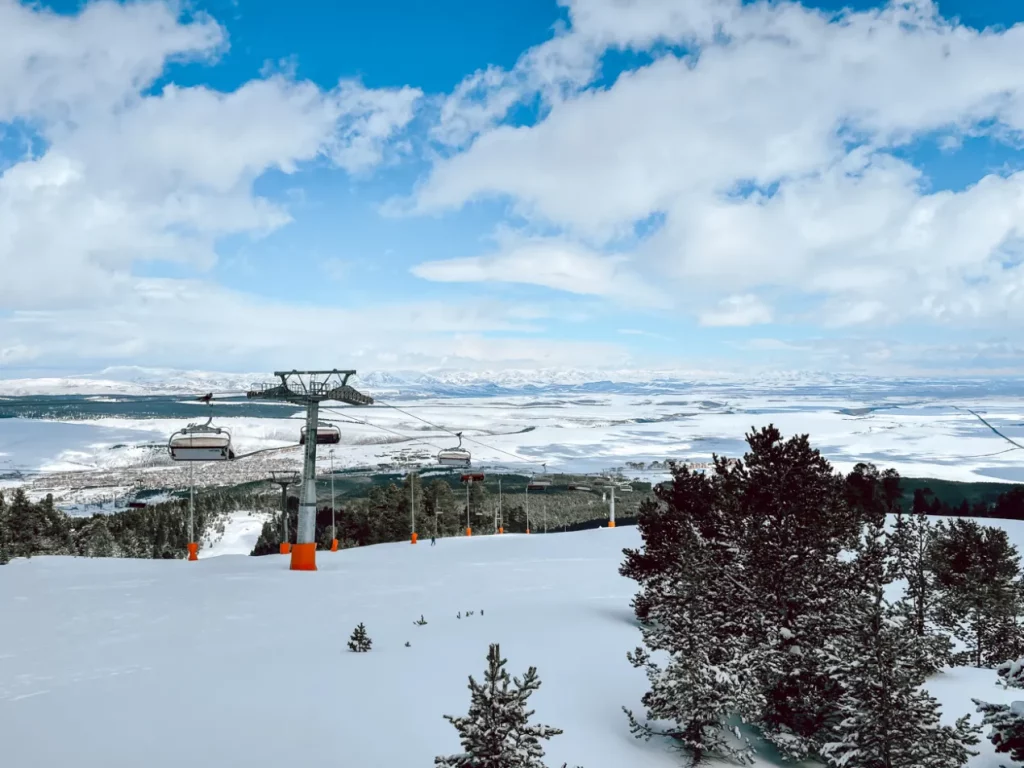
620, 460, 721, 624
974, 655, 1024, 765
885, 504, 953, 675
823, 522, 980, 768
624, 511, 761, 765
932, 519, 1023, 668
347, 623, 372, 652
0, 491, 10, 565
435, 643, 565, 768
736, 429, 861, 761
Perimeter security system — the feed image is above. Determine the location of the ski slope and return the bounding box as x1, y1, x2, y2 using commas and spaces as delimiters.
199, 510, 273, 558
0, 525, 1018, 767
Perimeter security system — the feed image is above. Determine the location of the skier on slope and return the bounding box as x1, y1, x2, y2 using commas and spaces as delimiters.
431, 534, 436, 546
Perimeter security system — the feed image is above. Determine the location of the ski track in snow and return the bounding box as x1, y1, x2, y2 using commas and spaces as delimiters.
0, 520, 1022, 767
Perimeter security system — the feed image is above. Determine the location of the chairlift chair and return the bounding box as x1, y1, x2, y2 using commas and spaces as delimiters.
168, 414, 235, 461
527, 462, 551, 491
299, 421, 341, 445
438, 432, 472, 467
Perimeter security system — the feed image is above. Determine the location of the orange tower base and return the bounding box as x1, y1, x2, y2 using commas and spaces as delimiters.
290, 542, 317, 571
465, 527, 472, 537
608, 520, 617, 528
330, 539, 339, 552
498, 527, 504, 534
187, 542, 198, 561
279, 542, 291, 555
411, 532, 418, 544
525, 529, 531, 535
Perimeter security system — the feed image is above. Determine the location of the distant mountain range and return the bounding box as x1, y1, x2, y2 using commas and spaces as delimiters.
1, 365, 1023, 399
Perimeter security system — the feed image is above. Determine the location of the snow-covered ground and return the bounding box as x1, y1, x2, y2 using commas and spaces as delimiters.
0, 523, 1017, 767
200, 510, 274, 557
2, 389, 1024, 510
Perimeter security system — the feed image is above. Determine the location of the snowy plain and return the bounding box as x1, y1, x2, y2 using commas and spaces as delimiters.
0, 521, 1019, 768
3, 380, 1024, 516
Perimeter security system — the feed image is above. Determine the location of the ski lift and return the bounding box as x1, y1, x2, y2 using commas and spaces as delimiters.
299, 421, 341, 445
617, 480, 634, 493
527, 463, 551, 491
460, 472, 485, 483
438, 432, 472, 467
168, 395, 234, 461
567, 483, 591, 491
168, 422, 234, 461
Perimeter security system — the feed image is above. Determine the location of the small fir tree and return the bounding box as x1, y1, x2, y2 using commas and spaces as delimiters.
347, 623, 372, 652
435, 643, 565, 768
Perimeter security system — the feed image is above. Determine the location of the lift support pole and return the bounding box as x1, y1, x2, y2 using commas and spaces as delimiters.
249, 370, 373, 571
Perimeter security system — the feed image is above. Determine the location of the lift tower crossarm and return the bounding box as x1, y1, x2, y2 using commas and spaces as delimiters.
247, 370, 373, 571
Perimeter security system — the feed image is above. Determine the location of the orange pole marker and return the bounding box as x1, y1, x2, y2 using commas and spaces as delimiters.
411, 532, 418, 544
465, 527, 472, 537
290, 542, 317, 571
330, 539, 339, 552
608, 520, 616, 528
498, 527, 504, 534
280, 542, 291, 555
525, 529, 530, 535
187, 542, 198, 561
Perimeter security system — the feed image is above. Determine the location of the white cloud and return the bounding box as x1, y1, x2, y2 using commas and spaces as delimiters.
406, 0, 1024, 329
734, 335, 1024, 376
0, 0, 225, 123
411, 235, 668, 307
0, 0, 422, 311
0, 278, 630, 371
699, 294, 773, 327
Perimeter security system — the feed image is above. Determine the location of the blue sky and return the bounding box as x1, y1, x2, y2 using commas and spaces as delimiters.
3, 0, 1024, 377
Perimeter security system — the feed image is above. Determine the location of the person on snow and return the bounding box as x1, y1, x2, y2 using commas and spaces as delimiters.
431, 535, 436, 546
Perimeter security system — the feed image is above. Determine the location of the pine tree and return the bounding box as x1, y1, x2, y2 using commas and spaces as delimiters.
620, 461, 719, 623
0, 491, 10, 565
347, 623, 372, 652
736, 428, 858, 760
932, 519, 1023, 667
974, 656, 1024, 765
80, 515, 117, 557
823, 522, 980, 768
435, 643, 565, 768
888, 505, 952, 675
623, 511, 761, 765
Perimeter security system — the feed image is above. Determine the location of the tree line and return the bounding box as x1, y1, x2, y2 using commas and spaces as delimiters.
0, 487, 273, 563
249, 474, 646, 554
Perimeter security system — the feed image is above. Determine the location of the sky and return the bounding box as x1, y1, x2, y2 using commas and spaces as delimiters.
3, 0, 1024, 378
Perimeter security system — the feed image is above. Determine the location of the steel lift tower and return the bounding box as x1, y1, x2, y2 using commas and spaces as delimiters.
269, 470, 300, 554
248, 370, 373, 571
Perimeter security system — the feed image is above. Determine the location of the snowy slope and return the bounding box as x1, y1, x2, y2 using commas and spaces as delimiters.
200, 510, 273, 558
0, 524, 1019, 768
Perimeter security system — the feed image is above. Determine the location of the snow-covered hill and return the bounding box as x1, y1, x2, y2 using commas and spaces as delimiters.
0, 525, 1017, 768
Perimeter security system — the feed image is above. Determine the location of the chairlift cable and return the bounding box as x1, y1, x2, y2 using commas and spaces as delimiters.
319, 406, 448, 452
369, 397, 546, 471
